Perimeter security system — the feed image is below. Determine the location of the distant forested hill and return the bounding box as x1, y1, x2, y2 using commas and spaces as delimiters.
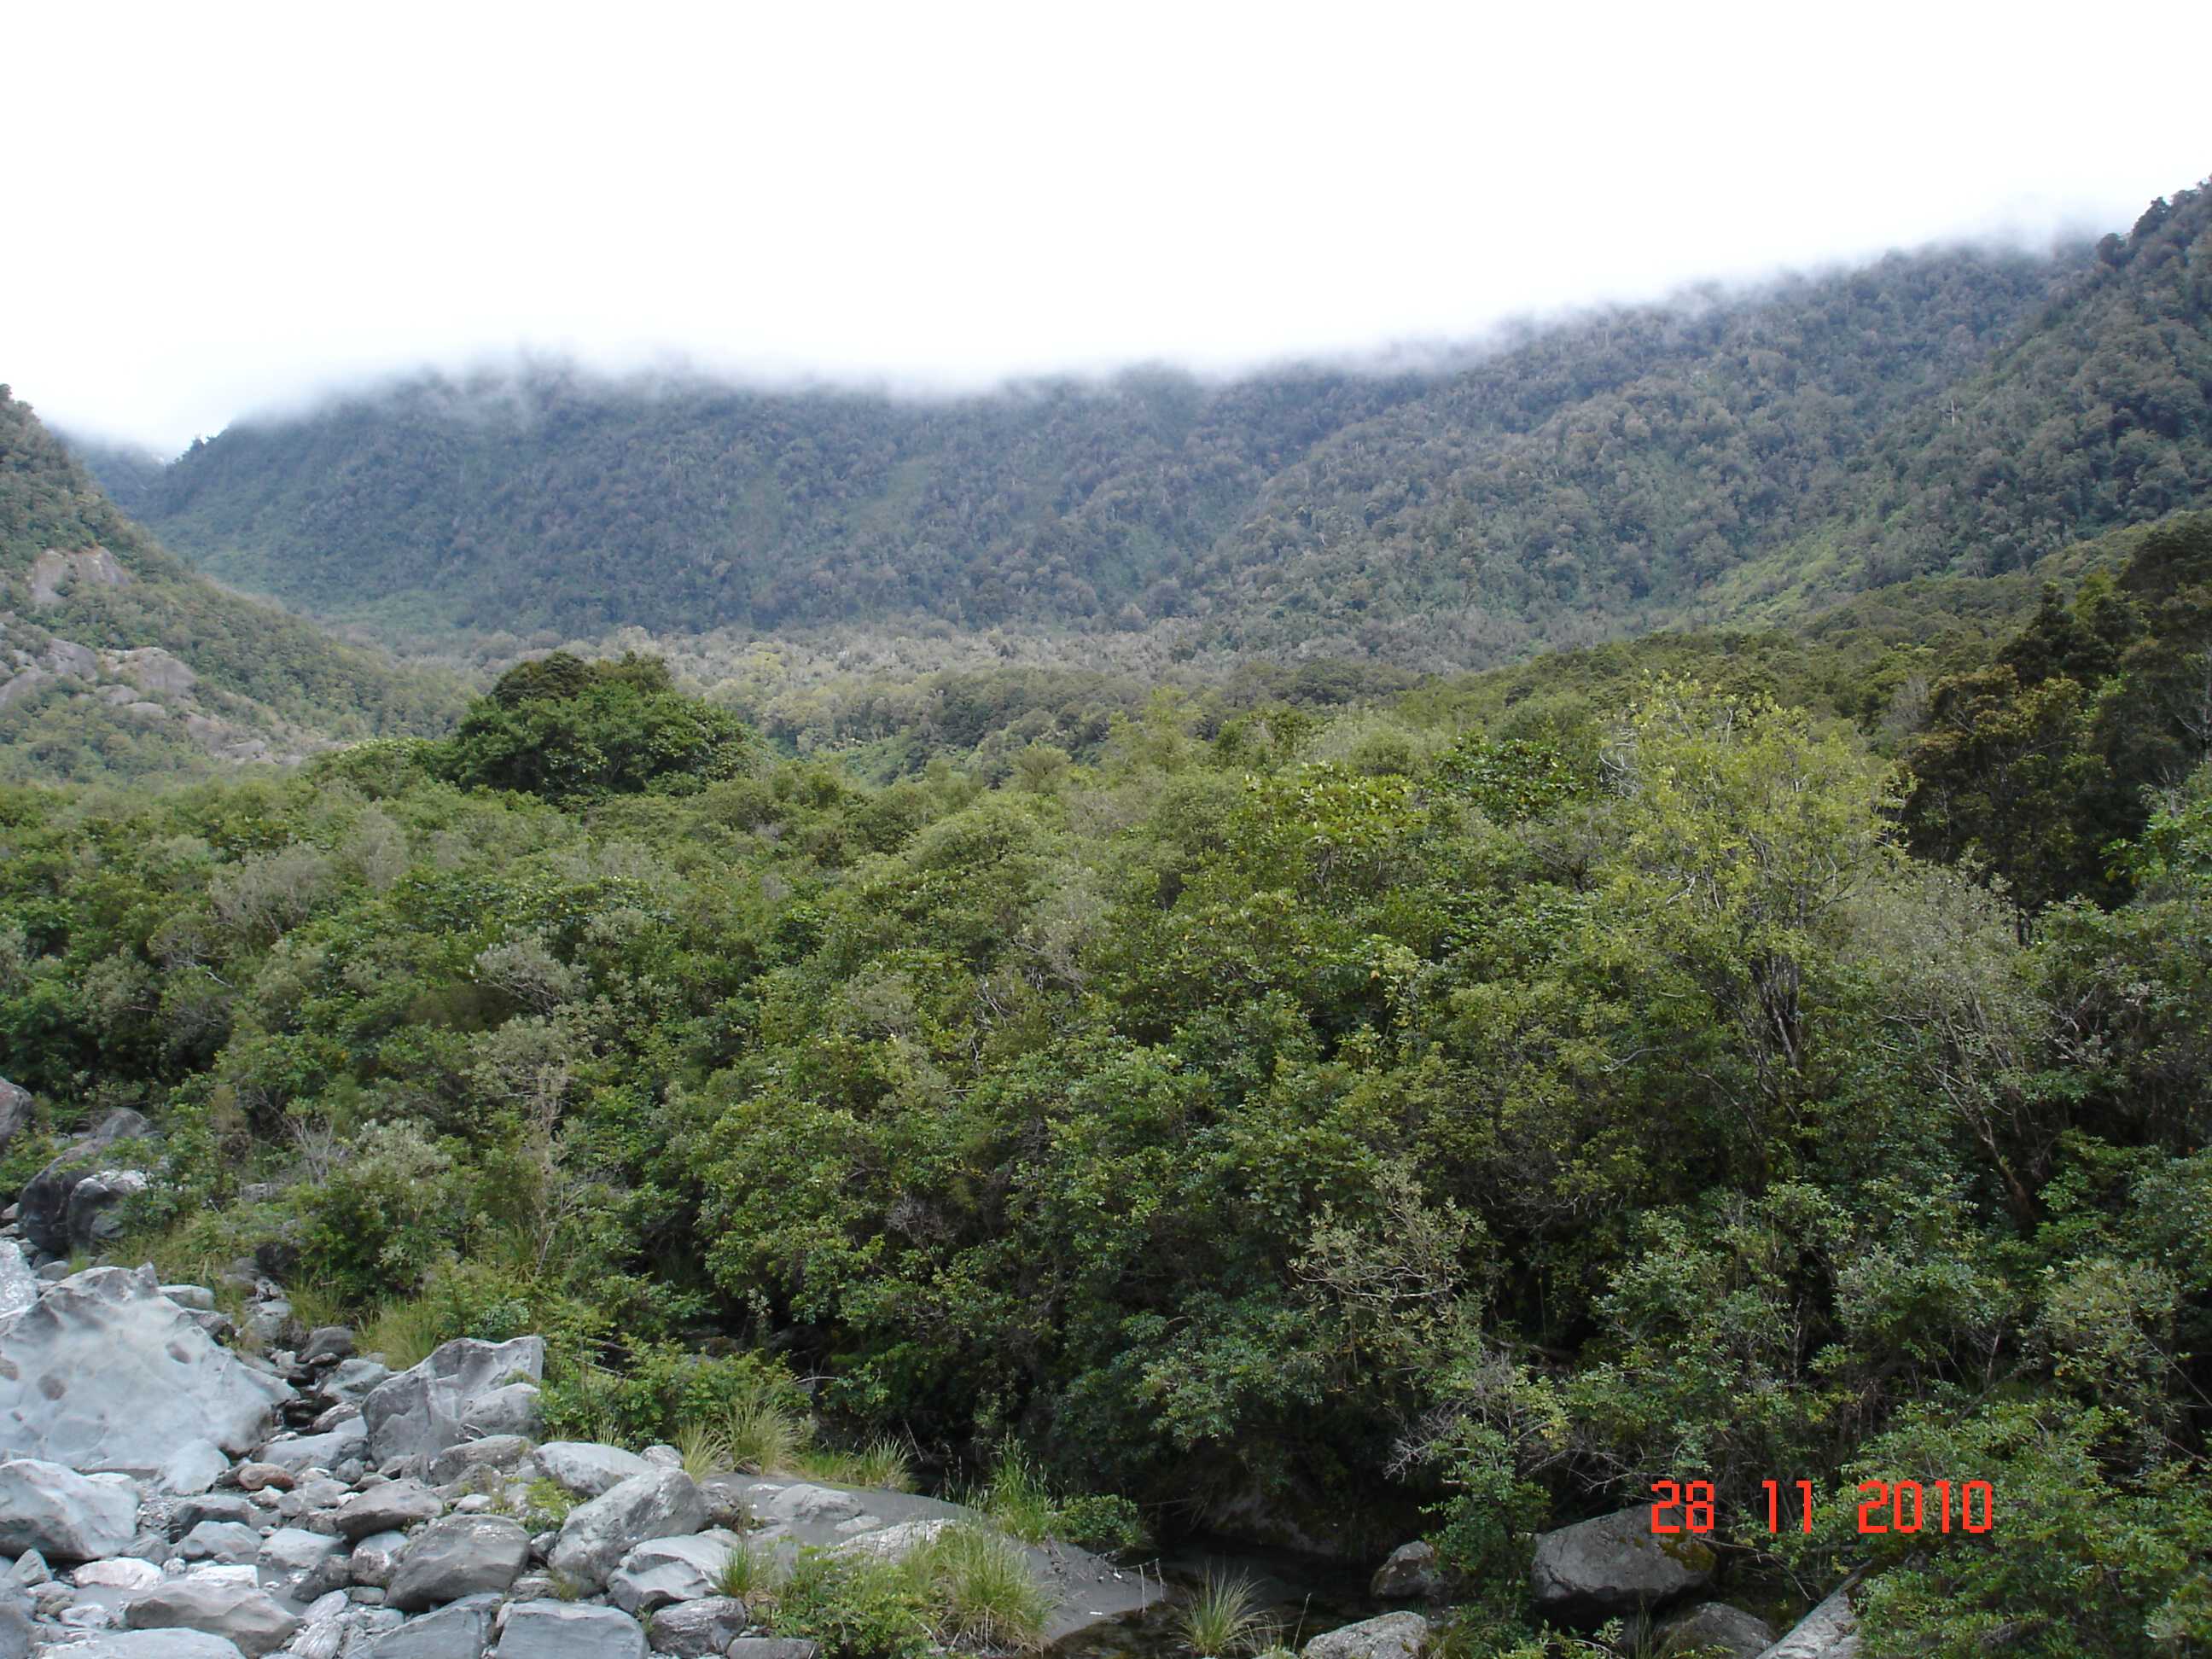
0, 387, 466, 782
92, 178, 2212, 670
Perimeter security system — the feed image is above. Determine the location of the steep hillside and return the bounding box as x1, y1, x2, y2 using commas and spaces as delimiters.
0, 387, 465, 783
126, 241, 2084, 664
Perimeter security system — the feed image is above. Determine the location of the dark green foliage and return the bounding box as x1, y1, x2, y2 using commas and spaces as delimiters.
437, 652, 754, 800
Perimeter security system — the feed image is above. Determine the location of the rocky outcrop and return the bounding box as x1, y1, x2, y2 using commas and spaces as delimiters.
0, 1458, 138, 1560
607, 1530, 742, 1614
0, 1267, 293, 1469
1754, 1587, 1861, 1658
360, 1336, 544, 1465
1528, 1508, 1716, 1624
17, 1109, 153, 1256
1370, 1539, 1447, 1601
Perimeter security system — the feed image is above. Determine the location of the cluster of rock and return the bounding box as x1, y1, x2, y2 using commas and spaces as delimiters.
0, 1198, 1152, 1659
1359, 1516, 1860, 1659
0, 595, 297, 765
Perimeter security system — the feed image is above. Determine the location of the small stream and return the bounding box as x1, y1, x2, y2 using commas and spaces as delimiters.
1051, 1539, 1392, 1659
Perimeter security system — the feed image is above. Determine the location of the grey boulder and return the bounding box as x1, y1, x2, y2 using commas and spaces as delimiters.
386, 1513, 530, 1610
16, 1109, 152, 1255
531, 1441, 651, 1499
1301, 1614, 1429, 1659
253, 1418, 365, 1473
364, 1593, 499, 1659
608, 1531, 742, 1614
0, 1077, 29, 1151
1657, 1601, 1778, 1657
648, 1597, 752, 1657
1370, 1540, 1447, 1601
497, 1598, 649, 1659
0, 1267, 294, 1470
125, 1580, 300, 1658
64, 1168, 150, 1250
349, 1529, 410, 1587
1753, 1587, 1861, 1658
360, 1336, 544, 1464
178, 1522, 262, 1563
548, 1467, 707, 1592
0, 1458, 139, 1561
156, 1440, 232, 1497
426, 1433, 533, 1486
257, 1527, 349, 1600
334, 1478, 444, 1540
1529, 1508, 1715, 1623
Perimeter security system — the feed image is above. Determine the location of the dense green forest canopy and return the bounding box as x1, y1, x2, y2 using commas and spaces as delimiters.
0, 387, 465, 783
81, 232, 2112, 662
5, 552, 2210, 1650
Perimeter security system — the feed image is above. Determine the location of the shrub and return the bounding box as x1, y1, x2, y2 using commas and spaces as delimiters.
769, 1549, 931, 1659
539, 1344, 805, 1448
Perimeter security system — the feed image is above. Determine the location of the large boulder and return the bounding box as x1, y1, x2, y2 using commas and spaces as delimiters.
334, 1478, 444, 1541
547, 1467, 707, 1591
17, 1109, 153, 1255
253, 1419, 365, 1472
648, 1598, 752, 1658
1754, 1587, 1861, 1658
607, 1531, 742, 1614
360, 1336, 544, 1464
64, 1168, 151, 1251
386, 1514, 531, 1611
1370, 1540, 1447, 1601
257, 1528, 350, 1600
364, 1594, 498, 1659
0, 1267, 294, 1470
0, 1458, 139, 1561
0, 1243, 35, 1322
1658, 1601, 1778, 1658
125, 1580, 300, 1659
531, 1440, 651, 1498
1528, 1508, 1716, 1624
497, 1599, 649, 1659
1301, 1613, 1429, 1659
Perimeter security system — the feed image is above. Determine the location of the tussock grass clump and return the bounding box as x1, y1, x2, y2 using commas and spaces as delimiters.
793, 1437, 916, 1492
975, 1451, 1058, 1544
908, 1522, 1054, 1652
677, 1420, 734, 1481
1178, 1572, 1272, 1659
358, 1295, 442, 1370
714, 1536, 779, 1603
726, 1397, 808, 1476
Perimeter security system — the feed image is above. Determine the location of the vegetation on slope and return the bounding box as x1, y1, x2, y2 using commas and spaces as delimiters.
1, 387, 465, 782
4, 583, 2209, 1650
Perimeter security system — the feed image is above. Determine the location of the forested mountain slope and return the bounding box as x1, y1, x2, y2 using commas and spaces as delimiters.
115, 236, 2098, 663
0, 388, 465, 782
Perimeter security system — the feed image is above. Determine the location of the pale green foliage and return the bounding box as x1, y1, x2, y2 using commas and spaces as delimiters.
1177, 1572, 1272, 1658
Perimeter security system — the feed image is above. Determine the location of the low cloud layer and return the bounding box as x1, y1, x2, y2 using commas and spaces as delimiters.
10, 0, 2203, 452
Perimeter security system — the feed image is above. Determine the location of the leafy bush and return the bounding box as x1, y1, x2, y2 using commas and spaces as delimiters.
538, 1344, 805, 1449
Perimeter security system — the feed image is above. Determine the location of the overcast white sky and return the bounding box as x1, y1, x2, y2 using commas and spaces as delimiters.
10, 1, 2207, 452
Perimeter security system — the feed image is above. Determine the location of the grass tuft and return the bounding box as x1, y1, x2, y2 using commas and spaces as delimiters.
909, 1522, 1054, 1652
677, 1419, 734, 1481
714, 1535, 779, 1603
726, 1398, 808, 1476
1179, 1572, 1272, 1659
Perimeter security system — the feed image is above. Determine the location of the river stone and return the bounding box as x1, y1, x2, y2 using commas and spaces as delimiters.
61, 1634, 248, 1659
74, 1557, 166, 1591
0, 1244, 35, 1322
1529, 1508, 1715, 1623
364, 1593, 498, 1659
173, 1494, 259, 1535
607, 1531, 742, 1614
1657, 1601, 1778, 1657
1754, 1587, 1861, 1658
833, 1517, 950, 1560
323, 1358, 392, 1405
126, 1580, 299, 1658
178, 1522, 262, 1563
254, 1418, 365, 1473
64, 1168, 150, 1250
386, 1514, 530, 1610
1371, 1540, 1446, 1601
0, 1598, 30, 1659
299, 1327, 354, 1367
335, 1479, 444, 1540
16, 1109, 153, 1256
360, 1337, 544, 1465
0, 1267, 294, 1470
458, 1382, 541, 1440
756, 1483, 860, 1525
723, 1644, 819, 1659
157, 1440, 232, 1497
1301, 1613, 1429, 1659
0, 1458, 139, 1560
258, 1528, 349, 1600
348, 1530, 409, 1588
426, 1433, 533, 1486
159, 1286, 216, 1312
531, 1441, 651, 1498
548, 1467, 707, 1592
498, 1598, 649, 1659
